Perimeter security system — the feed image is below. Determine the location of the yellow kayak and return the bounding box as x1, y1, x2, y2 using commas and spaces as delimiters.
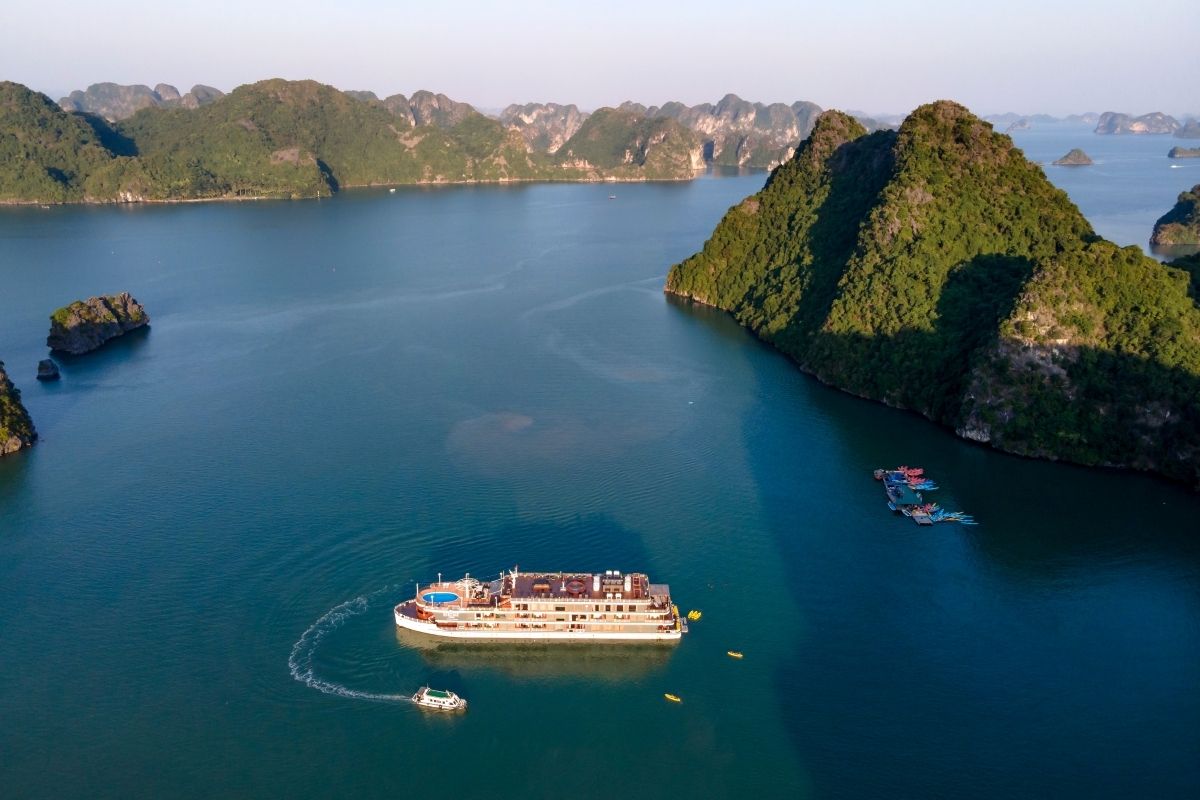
664, 693, 682, 703
727, 651, 744, 659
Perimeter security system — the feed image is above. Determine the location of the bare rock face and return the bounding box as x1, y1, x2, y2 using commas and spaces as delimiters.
179, 84, 224, 109
500, 103, 588, 154
621, 94, 824, 169
406, 91, 477, 128
0, 361, 37, 456
36, 359, 60, 381
154, 83, 182, 102
47, 292, 149, 355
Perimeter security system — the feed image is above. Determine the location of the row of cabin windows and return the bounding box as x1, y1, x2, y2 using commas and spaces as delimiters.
517, 603, 632, 612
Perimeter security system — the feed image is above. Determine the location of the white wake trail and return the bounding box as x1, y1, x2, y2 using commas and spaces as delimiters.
288, 591, 413, 704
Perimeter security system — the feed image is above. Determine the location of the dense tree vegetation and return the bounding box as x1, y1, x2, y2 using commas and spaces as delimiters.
0, 361, 36, 456
667, 101, 1200, 485
1151, 184, 1200, 246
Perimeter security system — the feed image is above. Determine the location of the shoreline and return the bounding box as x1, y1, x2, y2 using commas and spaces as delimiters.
0, 170, 714, 208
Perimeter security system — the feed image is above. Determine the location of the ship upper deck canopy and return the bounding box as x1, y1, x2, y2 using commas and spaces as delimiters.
505, 572, 663, 601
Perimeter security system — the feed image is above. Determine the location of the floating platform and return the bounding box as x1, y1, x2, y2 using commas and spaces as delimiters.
874, 466, 976, 526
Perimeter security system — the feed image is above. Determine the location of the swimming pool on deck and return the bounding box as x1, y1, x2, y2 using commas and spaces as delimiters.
422, 591, 460, 603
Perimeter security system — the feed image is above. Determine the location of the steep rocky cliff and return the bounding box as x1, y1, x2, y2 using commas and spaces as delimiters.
620, 94, 823, 169
47, 292, 150, 354
500, 103, 587, 154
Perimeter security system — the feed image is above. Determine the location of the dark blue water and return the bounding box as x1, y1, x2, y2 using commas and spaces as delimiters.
1, 167, 1198, 799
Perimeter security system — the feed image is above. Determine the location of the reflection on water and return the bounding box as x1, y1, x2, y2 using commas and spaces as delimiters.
394, 626, 676, 681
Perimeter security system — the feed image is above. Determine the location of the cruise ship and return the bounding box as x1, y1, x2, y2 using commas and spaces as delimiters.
394, 568, 685, 642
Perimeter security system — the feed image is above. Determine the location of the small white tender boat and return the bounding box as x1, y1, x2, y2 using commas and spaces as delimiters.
412, 686, 467, 711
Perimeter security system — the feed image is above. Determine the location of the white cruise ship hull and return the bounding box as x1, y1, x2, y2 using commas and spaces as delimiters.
394, 606, 682, 642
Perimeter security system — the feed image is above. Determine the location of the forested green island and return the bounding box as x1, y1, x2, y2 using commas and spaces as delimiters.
1151, 185, 1200, 247
667, 102, 1200, 486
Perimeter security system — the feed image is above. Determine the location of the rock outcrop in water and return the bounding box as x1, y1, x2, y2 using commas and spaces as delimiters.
1168, 146, 1200, 159
666, 101, 1200, 487
1094, 111, 1180, 135
36, 359, 60, 381
0, 361, 37, 456
47, 293, 149, 354
1151, 185, 1200, 246
1053, 148, 1093, 166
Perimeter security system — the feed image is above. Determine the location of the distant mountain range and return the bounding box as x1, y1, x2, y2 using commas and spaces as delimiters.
53, 82, 897, 173
5, 79, 1198, 205
982, 110, 1200, 137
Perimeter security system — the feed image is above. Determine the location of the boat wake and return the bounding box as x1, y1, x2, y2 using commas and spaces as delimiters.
288, 590, 413, 704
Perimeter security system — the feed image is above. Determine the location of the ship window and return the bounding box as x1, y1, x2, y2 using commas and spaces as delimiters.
617, 605, 624, 612
555, 606, 565, 612
605, 605, 611, 612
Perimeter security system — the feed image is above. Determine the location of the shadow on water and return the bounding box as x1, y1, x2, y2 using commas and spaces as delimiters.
49, 324, 152, 370
394, 627, 675, 682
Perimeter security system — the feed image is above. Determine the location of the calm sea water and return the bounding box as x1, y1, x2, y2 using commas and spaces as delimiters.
1008, 121, 1200, 256
1, 150, 1198, 799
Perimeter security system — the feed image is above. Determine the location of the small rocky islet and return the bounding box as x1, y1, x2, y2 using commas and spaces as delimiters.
47, 292, 149, 355
1168, 146, 1200, 159
0, 292, 148, 458
36, 359, 60, 381
1053, 148, 1093, 166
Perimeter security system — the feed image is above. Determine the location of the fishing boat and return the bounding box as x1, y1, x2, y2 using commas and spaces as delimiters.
664, 693, 682, 703
411, 686, 467, 711
727, 651, 744, 659
395, 568, 685, 642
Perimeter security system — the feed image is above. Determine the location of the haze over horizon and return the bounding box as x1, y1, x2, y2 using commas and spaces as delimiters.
3, 0, 1198, 117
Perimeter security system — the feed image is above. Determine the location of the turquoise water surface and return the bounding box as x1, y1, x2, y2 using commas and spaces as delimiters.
1, 152, 1198, 799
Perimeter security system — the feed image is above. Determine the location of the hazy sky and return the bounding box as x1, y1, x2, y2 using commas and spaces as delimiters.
3, 0, 1197, 115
